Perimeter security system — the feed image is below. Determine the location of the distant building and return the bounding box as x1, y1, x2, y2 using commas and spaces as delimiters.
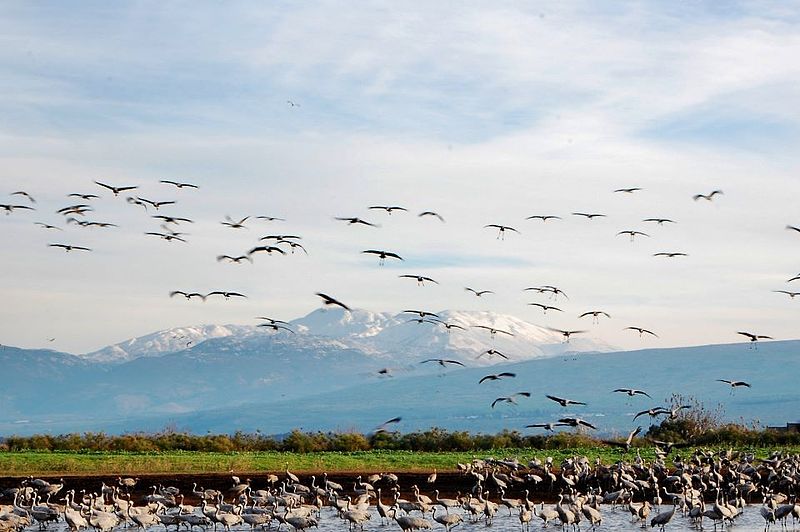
767, 422, 800, 432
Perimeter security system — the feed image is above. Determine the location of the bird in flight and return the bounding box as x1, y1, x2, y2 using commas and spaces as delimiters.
579, 310, 611, 324
221, 216, 250, 229
528, 303, 563, 314
57, 204, 93, 216
625, 326, 658, 338
49, 243, 91, 252
255, 215, 286, 222
402, 310, 439, 318
632, 407, 670, 421
160, 180, 198, 189
0, 204, 34, 214
572, 212, 606, 219
788, 274, 800, 283
473, 325, 513, 338
95, 181, 138, 196
69, 219, 117, 228
335, 217, 378, 227
525, 422, 568, 432
373, 417, 402, 434
653, 252, 688, 258
399, 275, 438, 286
526, 215, 561, 222
717, 379, 751, 389
787, 225, 800, 233
255, 317, 290, 325
137, 197, 176, 210
34, 222, 61, 230
558, 417, 597, 430
421, 358, 465, 368
418, 211, 445, 222
126, 196, 149, 210
169, 290, 206, 301
316, 292, 351, 311
485, 224, 520, 240
257, 323, 294, 333
613, 187, 642, 194
11, 191, 35, 203
206, 291, 247, 300
67, 193, 100, 201
369, 205, 407, 215
217, 255, 253, 264
362, 249, 403, 265
491, 392, 531, 408
548, 328, 587, 342
643, 218, 676, 225
145, 230, 186, 243
773, 290, 800, 298
601, 426, 642, 451
247, 245, 287, 256
613, 388, 651, 398
465, 287, 493, 297
693, 190, 723, 201
287, 100, 300, 107
278, 240, 307, 254
737, 331, 772, 347
546, 395, 587, 407
428, 319, 466, 332
479, 372, 516, 384
476, 349, 509, 360
153, 215, 193, 225
617, 230, 649, 242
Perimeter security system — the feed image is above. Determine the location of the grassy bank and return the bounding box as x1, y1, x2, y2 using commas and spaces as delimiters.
0, 446, 795, 476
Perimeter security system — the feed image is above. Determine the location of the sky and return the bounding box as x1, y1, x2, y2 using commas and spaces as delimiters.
0, 1, 798, 354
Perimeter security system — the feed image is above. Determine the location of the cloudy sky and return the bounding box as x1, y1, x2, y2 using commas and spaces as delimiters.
1, 1, 798, 354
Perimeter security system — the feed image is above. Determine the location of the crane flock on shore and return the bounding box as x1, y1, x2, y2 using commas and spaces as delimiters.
3, 449, 800, 532
1, 181, 798, 433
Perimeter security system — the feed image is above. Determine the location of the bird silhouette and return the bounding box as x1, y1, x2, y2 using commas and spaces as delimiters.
473, 325, 513, 338
255, 317, 290, 325
160, 180, 198, 189
717, 379, 751, 388
547, 328, 586, 342
787, 225, 800, 233
145, 231, 186, 242
528, 303, 563, 314
402, 310, 439, 318
613, 388, 651, 398
773, 290, 800, 298
625, 326, 658, 338
247, 246, 287, 256
221, 216, 251, 228
258, 323, 294, 333
316, 292, 351, 311
373, 417, 402, 433
255, 215, 286, 222
137, 197, 176, 210
399, 275, 438, 286
614, 187, 642, 194
67, 193, 100, 200
653, 252, 688, 258
153, 215, 194, 224
0, 204, 34, 214
421, 358, 465, 368
693, 190, 723, 201
491, 392, 531, 408
418, 211, 445, 222
335, 217, 378, 227
362, 249, 403, 265
525, 422, 568, 432
11, 191, 35, 203
217, 255, 253, 264
617, 230, 649, 242
485, 224, 520, 239
737, 331, 772, 343
465, 287, 494, 297
526, 215, 561, 222
428, 319, 466, 332
479, 372, 516, 384
95, 181, 138, 196
476, 349, 509, 360
546, 395, 587, 407
558, 417, 597, 430
34, 222, 61, 230
206, 291, 247, 300
643, 218, 676, 225
572, 212, 606, 219
579, 310, 611, 324
369, 205, 407, 214
49, 243, 91, 252
169, 291, 206, 301
602, 426, 641, 450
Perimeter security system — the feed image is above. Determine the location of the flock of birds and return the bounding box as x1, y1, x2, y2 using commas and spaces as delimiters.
1, 180, 798, 435
4, 448, 800, 532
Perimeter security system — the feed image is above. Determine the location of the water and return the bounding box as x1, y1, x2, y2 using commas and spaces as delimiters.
26, 503, 780, 532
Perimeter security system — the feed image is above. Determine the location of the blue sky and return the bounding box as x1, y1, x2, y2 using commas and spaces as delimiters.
1, 1, 798, 353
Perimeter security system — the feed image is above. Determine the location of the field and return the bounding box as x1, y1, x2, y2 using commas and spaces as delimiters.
0, 446, 796, 476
